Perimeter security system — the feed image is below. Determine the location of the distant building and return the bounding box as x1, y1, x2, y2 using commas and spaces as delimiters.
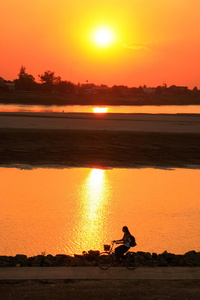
78, 84, 109, 95
168, 85, 188, 94
5, 82, 15, 90
0, 79, 15, 91
143, 87, 156, 94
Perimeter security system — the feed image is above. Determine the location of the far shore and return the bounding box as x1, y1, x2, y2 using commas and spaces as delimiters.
1, 90, 200, 106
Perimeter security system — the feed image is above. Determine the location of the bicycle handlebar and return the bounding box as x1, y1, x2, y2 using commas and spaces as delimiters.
112, 240, 122, 245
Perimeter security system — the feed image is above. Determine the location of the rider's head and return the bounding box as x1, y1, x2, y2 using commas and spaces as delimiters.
122, 226, 129, 233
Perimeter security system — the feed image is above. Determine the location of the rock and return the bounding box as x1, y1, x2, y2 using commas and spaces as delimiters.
26, 257, 34, 267
0, 256, 17, 267
15, 254, 28, 267
88, 250, 100, 257
185, 250, 197, 256
46, 254, 55, 262
152, 253, 158, 259
157, 255, 168, 267
70, 256, 84, 267
30, 255, 46, 267
15, 254, 27, 260
162, 251, 176, 264
0, 256, 10, 262
0, 250, 199, 268
138, 252, 152, 260
176, 255, 185, 266
42, 258, 53, 267
56, 254, 72, 266
183, 251, 200, 266
137, 252, 152, 265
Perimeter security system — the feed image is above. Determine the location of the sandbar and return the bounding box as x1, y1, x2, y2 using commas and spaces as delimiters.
1, 112, 200, 133
0, 112, 200, 169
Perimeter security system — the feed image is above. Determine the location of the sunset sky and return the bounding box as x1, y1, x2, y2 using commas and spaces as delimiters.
1, 0, 200, 88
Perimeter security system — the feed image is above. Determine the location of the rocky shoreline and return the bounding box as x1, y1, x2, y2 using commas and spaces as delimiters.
1, 250, 200, 268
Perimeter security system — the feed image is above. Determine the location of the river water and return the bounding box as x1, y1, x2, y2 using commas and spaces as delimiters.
1, 104, 200, 114
1, 167, 199, 256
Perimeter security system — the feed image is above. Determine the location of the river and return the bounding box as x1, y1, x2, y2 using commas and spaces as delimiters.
0, 167, 199, 257
1, 104, 200, 114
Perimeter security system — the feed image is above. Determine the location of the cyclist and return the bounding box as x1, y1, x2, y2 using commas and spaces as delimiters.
113, 226, 132, 263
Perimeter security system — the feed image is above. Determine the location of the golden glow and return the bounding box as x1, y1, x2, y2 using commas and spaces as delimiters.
2, 2, 200, 88
93, 107, 108, 113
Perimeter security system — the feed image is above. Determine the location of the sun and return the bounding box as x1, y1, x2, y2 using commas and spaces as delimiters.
93, 28, 113, 46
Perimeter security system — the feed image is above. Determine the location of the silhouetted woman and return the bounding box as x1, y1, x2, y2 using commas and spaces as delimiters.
113, 226, 131, 262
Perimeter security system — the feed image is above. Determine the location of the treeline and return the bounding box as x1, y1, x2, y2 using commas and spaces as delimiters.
0, 66, 75, 94
1, 66, 200, 106
0, 66, 145, 96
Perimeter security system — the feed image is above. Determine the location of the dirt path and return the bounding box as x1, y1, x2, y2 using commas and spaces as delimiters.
1, 279, 200, 300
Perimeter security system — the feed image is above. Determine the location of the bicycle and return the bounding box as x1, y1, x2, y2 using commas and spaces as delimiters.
96, 241, 140, 270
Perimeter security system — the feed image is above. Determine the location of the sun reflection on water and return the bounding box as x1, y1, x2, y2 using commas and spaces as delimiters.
93, 107, 108, 113
77, 169, 111, 253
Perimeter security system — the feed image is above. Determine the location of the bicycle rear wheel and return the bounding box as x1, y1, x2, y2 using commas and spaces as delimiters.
124, 252, 140, 270
97, 252, 113, 270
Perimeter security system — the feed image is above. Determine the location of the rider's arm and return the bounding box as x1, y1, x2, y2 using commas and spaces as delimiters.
112, 238, 123, 244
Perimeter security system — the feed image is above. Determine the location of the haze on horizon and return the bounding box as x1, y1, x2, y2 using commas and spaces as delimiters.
1, 0, 200, 89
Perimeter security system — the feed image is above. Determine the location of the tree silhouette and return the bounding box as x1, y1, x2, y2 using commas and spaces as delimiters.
38, 71, 61, 91
15, 66, 36, 91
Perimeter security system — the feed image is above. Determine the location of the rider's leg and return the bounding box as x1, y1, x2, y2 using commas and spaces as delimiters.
115, 245, 129, 262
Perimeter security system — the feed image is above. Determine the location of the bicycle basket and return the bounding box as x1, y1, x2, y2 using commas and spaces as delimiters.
104, 244, 110, 251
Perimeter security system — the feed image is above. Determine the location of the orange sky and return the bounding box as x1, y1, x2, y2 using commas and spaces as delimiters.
1, 0, 200, 88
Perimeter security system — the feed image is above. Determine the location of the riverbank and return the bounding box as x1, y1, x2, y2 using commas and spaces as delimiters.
1, 254, 200, 299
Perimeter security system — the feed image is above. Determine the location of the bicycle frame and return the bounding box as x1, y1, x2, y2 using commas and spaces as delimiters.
106, 242, 115, 255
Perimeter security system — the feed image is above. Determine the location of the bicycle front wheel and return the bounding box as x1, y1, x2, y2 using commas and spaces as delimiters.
97, 252, 113, 270
124, 252, 140, 270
